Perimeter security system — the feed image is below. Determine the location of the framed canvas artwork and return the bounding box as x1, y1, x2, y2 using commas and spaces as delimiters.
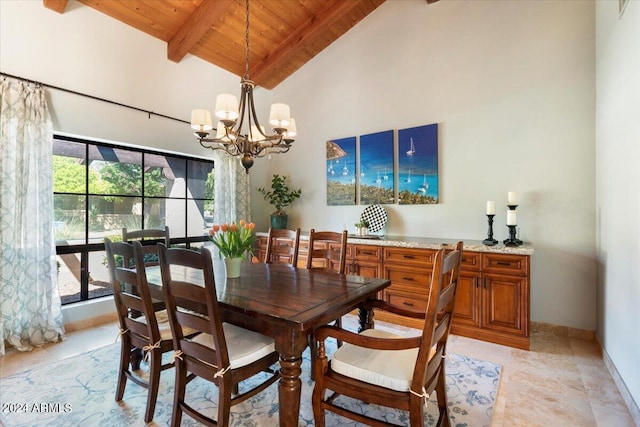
359, 130, 394, 205
398, 124, 438, 205
326, 136, 356, 205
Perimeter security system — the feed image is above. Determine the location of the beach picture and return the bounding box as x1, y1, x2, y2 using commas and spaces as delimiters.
326, 136, 356, 205
398, 124, 438, 204
359, 130, 394, 205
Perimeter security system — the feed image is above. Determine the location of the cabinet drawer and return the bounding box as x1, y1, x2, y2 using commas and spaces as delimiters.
385, 267, 431, 288
461, 251, 481, 272
482, 253, 528, 276
385, 289, 428, 312
353, 244, 382, 261
383, 247, 437, 268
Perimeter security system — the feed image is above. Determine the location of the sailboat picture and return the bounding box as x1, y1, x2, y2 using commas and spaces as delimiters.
398, 124, 439, 204
359, 130, 394, 205
406, 138, 416, 156
418, 174, 428, 193
326, 136, 356, 205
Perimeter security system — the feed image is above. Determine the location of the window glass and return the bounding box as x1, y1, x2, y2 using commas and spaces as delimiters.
145, 154, 186, 198
54, 136, 214, 305
88, 145, 142, 196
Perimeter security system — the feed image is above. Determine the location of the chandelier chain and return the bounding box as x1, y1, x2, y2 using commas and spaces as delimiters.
244, 0, 250, 80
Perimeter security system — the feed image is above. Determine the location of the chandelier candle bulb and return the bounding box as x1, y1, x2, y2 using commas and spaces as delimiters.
506, 210, 517, 225
214, 94, 239, 121
269, 103, 291, 128
507, 191, 517, 205
190, 109, 213, 131
284, 118, 296, 139
486, 201, 495, 215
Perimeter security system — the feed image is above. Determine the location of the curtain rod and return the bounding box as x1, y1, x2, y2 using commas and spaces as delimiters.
0, 71, 190, 125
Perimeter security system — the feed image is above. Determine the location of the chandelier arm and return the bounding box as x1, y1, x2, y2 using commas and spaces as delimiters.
199, 139, 240, 156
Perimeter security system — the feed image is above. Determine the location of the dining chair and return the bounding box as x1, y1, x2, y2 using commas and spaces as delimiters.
264, 227, 301, 266
104, 238, 177, 423
121, 226, 170, 268
311, 241, 463, 427
306, 229, 348, 360
157, 244, 281, 427
305, 229, 347, 274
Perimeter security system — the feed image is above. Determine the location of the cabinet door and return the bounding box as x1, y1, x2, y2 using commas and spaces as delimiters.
453, 270, 481, 328
482, 273, 529, 337
349, 261, 381, 278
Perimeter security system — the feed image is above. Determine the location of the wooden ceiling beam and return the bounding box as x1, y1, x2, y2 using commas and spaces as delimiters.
43, 0, 68, 14
168, 0, 235, 63
250, 0, 369, 88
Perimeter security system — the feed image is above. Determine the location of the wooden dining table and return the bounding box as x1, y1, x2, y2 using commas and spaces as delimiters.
145, 258, 390, 427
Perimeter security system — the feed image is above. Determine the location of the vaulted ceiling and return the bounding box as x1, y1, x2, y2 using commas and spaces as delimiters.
43, 0, 410, 90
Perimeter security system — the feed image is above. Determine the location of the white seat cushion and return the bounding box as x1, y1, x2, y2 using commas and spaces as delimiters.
136, 309, 196, 341
331, 329, 419, 392
192, 323, 276, 369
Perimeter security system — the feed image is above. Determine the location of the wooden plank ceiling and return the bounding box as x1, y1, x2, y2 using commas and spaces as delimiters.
43, 0, 401, 90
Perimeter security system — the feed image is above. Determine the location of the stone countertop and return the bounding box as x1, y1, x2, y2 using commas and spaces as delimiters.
256, 232, 534, 256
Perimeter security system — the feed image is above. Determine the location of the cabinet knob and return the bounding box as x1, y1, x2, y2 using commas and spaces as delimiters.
402, 255, 416, 259
402, 301, 414, 307
402, 276, 415, 281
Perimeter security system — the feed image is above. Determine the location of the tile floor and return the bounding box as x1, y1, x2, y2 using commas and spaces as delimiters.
1, 317, 637, 427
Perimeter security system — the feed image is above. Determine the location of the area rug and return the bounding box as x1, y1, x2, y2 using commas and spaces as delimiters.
1, 340, 500, 427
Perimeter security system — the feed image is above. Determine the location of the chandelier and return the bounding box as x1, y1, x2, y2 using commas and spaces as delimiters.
190, 0, 296, 173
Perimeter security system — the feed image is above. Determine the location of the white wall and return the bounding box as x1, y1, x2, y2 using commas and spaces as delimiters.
265, 0, 597, 331
595, 0, 640, 412
0, 0, 272, 158
1, 1, 597, 333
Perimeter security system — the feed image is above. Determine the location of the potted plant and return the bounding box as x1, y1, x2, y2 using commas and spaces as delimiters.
258, 174, 302, 229
354, 219, 370, 236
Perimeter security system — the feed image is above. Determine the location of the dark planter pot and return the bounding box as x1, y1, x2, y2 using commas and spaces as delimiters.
270, 214, 288, 230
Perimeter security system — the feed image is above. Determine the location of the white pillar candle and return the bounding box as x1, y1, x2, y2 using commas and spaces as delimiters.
507, 191, 517, 205
486, 201, 495, 215
507, 210, 517, 225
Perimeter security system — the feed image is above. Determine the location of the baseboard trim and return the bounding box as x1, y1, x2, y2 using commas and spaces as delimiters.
531, 321, 595, 341
596, 336, 640, 426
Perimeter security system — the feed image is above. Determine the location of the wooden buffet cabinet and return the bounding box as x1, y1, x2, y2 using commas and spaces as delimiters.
257, 233, 533, 350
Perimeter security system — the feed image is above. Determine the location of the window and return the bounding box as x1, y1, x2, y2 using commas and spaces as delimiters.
53, 135, 214, 304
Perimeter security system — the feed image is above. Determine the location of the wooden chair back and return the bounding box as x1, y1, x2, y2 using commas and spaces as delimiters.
306, 229, 347, 274
264, 227, 301, 266
104, 237, 174, 423
311, 241, 464, 427
158, 243, 280, 426
105, 238, 161, 345
122, 226, 170, 268
158, 244, 230, 377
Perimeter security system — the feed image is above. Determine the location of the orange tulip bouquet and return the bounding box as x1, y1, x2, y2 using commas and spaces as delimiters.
208, 220, 256, 260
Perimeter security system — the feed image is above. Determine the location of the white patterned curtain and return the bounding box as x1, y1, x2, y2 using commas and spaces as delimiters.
212, 151, 251, 224
0, 78, 65, 355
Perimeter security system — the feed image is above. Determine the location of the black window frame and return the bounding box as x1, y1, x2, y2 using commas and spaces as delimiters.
53, 133, 214, 304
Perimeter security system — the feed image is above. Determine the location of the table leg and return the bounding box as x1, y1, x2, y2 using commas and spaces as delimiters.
278, 354, 303, 426
358, 306, 374, 332
275, 331, 307, 427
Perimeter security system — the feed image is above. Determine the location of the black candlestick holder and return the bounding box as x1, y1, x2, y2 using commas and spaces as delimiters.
507, 204, 518, 210
503, 225, 523, 246
482, 214, 498, 246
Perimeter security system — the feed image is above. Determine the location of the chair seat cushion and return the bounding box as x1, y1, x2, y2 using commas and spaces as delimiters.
331, 329, 420, 392
137, 310, 196, 341
192, 323, 276, 369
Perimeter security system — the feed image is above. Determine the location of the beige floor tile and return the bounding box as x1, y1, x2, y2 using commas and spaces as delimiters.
1, 316, 637, 427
